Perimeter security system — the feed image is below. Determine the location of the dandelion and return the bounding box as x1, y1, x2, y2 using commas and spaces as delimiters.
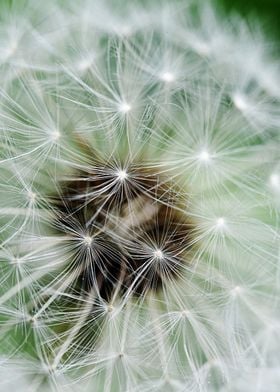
0, 0, 279, 391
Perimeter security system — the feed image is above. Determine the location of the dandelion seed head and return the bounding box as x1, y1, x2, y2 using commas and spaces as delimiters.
0, 1, 279, 391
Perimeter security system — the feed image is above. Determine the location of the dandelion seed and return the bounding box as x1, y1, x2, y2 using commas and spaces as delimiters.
11, 257, 23, 266
50, 130, 60, 141
27, 190, 36, 202
77, 57, 94, 71
153, 249, 164, 260
231, 285, 243, 297
116, 169, 128, 181
216, 217, 225, 227
114, 25, 132, 37
233, 92, 249, 111
181, 309, 190, 318
270, 174, 279, 189
118, 102, 131, 113
4, 39, 18, 59
82, 235, 93, 246
198, 150, 211, 162
160, 71, 175, 83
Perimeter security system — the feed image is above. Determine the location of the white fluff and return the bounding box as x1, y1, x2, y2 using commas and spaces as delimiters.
0, 1, 279, 391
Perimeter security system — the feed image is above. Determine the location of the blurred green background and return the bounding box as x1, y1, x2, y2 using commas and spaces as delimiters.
216, 0, 280, 38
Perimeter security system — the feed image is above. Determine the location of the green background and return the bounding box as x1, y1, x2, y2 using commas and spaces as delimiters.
216, 0, 280, 39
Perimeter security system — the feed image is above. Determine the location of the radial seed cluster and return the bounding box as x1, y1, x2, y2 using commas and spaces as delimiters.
0, 1, 279, 391
53, 160, 193, 300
